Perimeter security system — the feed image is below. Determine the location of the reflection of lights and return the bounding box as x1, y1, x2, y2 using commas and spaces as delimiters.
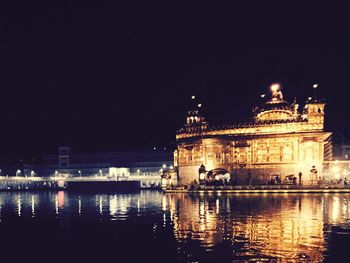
199, 201, 205, 224
99, 196, 103, 215
17, 195, 21, 217
78, 197, 81, 215
162, 196, 167, 211
171, 194, 330, 261
55, 195, 59, 215
58, 191, 65, 209
119, 196, 128, 214
31, 195, 35, 217
109, 195, 117, 215
332, 196, 340, 222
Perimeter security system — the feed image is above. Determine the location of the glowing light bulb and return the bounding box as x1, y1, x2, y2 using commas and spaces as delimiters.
270, 83, 280, 93
191, 95, 195, 100
198, 104, 202, 108
313, 84, 318, 88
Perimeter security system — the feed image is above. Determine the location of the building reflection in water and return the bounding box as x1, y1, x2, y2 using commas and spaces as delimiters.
163, 193, 350, 262
0, 191, 349, 261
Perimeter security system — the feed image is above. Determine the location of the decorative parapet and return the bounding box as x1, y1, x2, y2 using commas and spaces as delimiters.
176, 119, 324, 140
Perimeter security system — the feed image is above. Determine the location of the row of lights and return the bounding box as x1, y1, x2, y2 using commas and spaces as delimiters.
159, 164, 174, 173
153, 147, 168, 150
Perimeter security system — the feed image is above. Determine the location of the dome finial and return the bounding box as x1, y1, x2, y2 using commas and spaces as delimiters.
270, 83, 283, 101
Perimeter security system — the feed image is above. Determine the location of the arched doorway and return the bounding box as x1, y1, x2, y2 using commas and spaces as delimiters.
206, 168, 230, 185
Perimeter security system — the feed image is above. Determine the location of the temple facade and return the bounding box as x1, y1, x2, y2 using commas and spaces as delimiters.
174, 84, 333, 186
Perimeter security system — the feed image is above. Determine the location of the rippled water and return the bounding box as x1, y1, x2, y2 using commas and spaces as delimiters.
0, 191, 349, 262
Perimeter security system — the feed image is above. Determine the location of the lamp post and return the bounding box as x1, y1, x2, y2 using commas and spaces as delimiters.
78, 170, 82, 177
198, 164, 206, 185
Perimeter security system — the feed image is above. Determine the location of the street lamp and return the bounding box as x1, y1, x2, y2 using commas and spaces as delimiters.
78, 170, 82, 177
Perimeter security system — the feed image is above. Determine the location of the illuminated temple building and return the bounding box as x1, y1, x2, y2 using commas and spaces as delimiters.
174, 84, 333, 185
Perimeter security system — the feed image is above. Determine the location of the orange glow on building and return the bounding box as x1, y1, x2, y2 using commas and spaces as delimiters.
175, 85, 332, 185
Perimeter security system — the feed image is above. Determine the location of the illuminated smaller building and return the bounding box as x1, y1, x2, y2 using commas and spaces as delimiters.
24, 147, 173, 179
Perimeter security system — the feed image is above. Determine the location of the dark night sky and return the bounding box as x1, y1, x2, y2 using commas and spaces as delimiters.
0, 1, 349, 162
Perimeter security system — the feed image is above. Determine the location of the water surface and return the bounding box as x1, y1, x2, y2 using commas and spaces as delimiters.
0, 191, 349, 262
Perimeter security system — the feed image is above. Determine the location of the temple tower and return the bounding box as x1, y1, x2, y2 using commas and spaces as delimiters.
184, 96, 208, 133
304, 85, 326, 127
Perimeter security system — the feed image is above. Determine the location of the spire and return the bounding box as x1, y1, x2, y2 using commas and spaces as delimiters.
270, 83, 284, 102
184, 95, 208, 132
186, 95, 206, 125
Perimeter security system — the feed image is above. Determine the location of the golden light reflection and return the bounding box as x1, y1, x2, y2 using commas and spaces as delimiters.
57, 191, 65, 209
165, 194, 350, 262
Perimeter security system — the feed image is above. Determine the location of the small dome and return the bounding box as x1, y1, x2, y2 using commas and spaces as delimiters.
253, 85, 298, 122
255, 100, 293, 113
